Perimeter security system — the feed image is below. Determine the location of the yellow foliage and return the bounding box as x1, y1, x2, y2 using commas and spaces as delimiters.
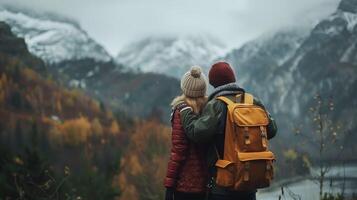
127, 154, 143, 176
109, 120, 120, 135
117, 120, 170, 200
21, 68, 38, 81
58, 117, 91, 146
117, 173, 127, 189
284, 149, 298, 161
91, 118, 103, 136
118, 184, 139, 200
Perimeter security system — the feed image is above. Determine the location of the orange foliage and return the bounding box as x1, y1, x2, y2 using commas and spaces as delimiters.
57, 117, 92, 146
116, 120, 170, 200
21, 68, 38, 81
109, 120, 121, 135
91, 118, 103, 136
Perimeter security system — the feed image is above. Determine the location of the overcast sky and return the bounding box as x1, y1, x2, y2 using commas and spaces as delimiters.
1, 0, 340, 55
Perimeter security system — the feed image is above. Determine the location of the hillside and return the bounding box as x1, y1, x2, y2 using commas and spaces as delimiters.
0, 7, 181, 122
0, 21, 124, 199
0, 20, 178, 200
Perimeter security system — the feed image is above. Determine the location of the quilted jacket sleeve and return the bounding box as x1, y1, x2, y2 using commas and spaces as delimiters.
164, 109, 189, 188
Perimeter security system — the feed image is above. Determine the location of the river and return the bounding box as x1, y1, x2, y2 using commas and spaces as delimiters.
257, 164, 357, 200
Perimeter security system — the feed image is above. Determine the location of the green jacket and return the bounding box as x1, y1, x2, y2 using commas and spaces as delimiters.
179, 83, 277, 194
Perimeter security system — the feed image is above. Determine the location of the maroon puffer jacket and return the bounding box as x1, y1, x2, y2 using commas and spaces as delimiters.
164, 109, 208, 193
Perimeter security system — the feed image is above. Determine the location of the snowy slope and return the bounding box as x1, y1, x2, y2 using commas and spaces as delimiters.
116, 35, 226, 78
222, 0, 357, 157
0, 8, 111, 64
223, 27, 311, 89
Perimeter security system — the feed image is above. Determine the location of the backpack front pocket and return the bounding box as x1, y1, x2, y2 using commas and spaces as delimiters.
215, 159, 234, 187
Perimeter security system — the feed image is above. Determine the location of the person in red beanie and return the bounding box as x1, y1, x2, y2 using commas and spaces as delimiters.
175, 61, 278, 200
208, 62, 236, 88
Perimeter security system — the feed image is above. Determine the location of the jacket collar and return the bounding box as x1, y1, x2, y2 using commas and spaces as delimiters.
208, 82, 245, 100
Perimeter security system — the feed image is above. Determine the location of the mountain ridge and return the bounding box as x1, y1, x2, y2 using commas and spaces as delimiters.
116, 35, 226, 79
0, 7, 111, 64
224, 0, 357, 159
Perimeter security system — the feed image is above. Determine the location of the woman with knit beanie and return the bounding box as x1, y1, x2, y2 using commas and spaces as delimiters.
164, 66, 208, 200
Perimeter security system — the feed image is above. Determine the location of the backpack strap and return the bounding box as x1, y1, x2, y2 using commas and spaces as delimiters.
217, 96, 237, 123
217, 93, 254, 105
216, 96, 234, 106
244, 93, 254, 105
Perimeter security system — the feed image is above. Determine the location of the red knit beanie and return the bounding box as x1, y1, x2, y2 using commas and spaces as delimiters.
208, 62, 236, 88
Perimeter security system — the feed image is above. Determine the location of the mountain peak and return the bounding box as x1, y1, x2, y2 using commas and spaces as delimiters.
338, 0, 357, 13
116, 35, 226, 79
0, 8, 111, 64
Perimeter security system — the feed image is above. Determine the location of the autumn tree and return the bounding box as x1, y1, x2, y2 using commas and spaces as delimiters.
117, 120, 170, 200
58, 117, 91, 146
91, 118, 104, 136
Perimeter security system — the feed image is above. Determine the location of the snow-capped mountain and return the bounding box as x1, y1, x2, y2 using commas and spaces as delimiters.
223, 0, 357, 157
0, 7, 111, 64
223, 27, 311, 92
0, 6, 180, 122
116, 36, 226, 78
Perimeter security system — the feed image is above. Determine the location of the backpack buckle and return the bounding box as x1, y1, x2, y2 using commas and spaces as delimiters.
260, 126, 267, 148
244, 127, 251, 145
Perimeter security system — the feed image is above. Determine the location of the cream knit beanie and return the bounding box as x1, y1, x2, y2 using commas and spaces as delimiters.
181, 66, 207, 98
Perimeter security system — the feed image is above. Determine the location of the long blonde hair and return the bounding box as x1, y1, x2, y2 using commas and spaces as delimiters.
171, 94, 208, 114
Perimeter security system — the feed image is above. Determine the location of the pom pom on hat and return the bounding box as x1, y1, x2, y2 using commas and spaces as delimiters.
190, 66, 201, 78
181, 66, 207, 97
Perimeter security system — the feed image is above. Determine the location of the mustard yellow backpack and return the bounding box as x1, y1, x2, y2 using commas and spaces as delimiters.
215, 93, 275, 191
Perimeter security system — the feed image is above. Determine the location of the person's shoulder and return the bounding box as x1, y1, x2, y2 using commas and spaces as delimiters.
207, 96, 224, 105
207, 96, 227, 112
